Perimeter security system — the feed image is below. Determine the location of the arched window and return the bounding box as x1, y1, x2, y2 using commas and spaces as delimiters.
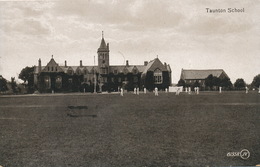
114, 69, 118, 75
67, 69, 73, 75
154, 69, 163, 84
55, 76, 62, 89
44, 76, 51, 89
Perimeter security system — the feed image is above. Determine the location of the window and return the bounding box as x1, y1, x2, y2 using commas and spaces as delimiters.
55, 76, 62, 89
123, 69, 128, 75
51, 67, 54, 71
114, 70, 118, 75
101, 68, 107, 74
48, 67, 50, 71
44, 76, 51, 89
55, 67, 57, 71
68, 70, 73, 75
68, 78, 73, 84
76, 69, 81, 75
154, 69, 163, 84
133, 69, 138, 74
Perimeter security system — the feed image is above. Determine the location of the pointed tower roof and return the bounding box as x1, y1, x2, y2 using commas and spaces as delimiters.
98, 31, 109, 52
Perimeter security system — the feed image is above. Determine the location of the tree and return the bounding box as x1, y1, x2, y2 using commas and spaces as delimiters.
177, 79, 186, 87
234, 78, 246, 90
19, 66, 35, 93
212, 77, 221, 87
19, 66, 34, 83
205, 74, 214, 90
11, 77, 17, 94
251, 74, 260, 88
220, 77, 233, 89
0, 75, 8, 92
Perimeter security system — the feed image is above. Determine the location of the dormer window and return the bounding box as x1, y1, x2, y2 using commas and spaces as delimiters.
68, 70, 73, 75
114, 69, 118, 75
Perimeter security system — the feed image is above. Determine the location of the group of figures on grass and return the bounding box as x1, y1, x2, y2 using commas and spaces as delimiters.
118, 85, 258, 97
1, 73, 260, 95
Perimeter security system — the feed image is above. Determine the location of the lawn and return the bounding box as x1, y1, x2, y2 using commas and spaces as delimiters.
0, 91, 259, 167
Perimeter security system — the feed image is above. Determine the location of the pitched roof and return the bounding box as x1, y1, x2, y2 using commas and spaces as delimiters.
109, 65, 146, 73
34, 58, 170, 75
142, 58, 168, 74
98, 37, 109, 52
181, 69, 229, 80
41, 58, 63, 72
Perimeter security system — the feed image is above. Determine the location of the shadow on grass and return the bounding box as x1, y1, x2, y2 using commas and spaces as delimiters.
67, 105, 97, 118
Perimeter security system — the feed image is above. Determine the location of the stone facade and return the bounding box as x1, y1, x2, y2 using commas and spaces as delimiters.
34, 34, 172, 93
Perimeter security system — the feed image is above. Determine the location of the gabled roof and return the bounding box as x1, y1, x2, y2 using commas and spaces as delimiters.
97, 37, 109, 52
142, 58, 168, 74
181, 69, 229, 80
42, 58, 64, 72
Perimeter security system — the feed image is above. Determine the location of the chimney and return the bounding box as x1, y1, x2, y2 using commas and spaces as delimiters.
38, 59, 42, 72
80, 60, 82, 67
107, 43, 109, 50
164, 62, 167, 67
144, 61, 148, 66
126, 60, 129, 67
65, 60, 67, 67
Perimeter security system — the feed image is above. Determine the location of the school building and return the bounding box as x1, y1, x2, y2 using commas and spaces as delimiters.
33, 33, 172, 93
180, 69, 230, 89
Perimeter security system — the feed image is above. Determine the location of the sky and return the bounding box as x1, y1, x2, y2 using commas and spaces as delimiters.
0, 0, 259, 84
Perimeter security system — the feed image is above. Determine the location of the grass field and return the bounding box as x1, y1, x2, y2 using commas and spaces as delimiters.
0, 91, 259, 167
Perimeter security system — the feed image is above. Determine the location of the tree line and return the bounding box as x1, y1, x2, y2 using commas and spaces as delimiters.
177, 74, 260, 91
1, 66, 260, 94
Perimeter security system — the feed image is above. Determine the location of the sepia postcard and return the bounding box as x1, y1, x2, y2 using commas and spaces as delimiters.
0, 0, 259, 166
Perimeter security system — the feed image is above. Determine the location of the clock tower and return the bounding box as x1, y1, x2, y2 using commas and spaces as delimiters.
97, 31, 109, 75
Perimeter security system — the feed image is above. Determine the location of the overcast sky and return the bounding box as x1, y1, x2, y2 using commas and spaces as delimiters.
0, 0, 259, 84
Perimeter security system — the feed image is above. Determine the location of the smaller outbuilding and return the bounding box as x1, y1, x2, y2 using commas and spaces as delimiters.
180, 69, 230, 90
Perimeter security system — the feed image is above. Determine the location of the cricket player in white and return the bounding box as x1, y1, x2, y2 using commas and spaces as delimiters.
155, 87, 158, 96
134, 88, 136, 94
245, 86, 249, 94
196, 87, 199, 94
176, 88, 180, 95
219, 87, 222, 93
137, 88, 139, 95
120, 88, 124, 96
188, 87, 191, 94
144, 88, 147, 94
